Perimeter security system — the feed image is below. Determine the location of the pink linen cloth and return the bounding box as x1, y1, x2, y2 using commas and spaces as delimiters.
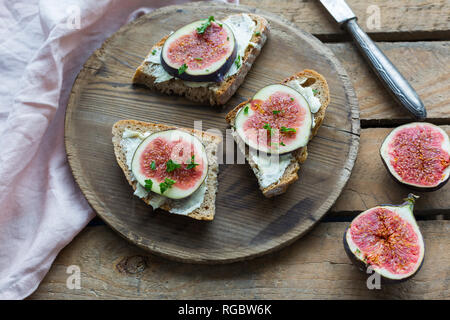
0, 0, 237, 300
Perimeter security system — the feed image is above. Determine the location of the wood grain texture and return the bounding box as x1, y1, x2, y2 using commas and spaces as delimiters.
29, 221, 450, 299
327, 42, 450, 124
241, 0, 450, 41
332, 126, 450, 214
65, 2, 359, 263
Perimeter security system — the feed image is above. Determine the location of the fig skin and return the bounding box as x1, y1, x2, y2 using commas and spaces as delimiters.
343, 194, 425, 283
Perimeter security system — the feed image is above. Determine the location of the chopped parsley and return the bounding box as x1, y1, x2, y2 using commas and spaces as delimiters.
159, 178, 175, 194
166, 159, 181, 172
263, 123, 273, 136
186, 155, 199, 170
178, 63, 188, 75
312, 89, 318, 95
280, 141, 286, 146
194, 57, 203, 61
150, 161, 156, 170
227, 36, 229, 41
255, 31, 261, 36
290, 97, 294, 101
234, 54, 241, 69
272, 110, 281, 115
281, 126, 296, 134
197, 16, 215, 34
244, 105, 249, 115
218, 23, 223, 27
144, 179, 153, 191
151, 49, 157, 55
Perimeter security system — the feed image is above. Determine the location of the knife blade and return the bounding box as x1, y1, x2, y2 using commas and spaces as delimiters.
319, 0, 427, 120
319, 0, 355, 24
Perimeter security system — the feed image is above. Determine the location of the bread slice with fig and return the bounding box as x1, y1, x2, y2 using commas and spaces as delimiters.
225, 69, 330, 198
112, 120, 222, 221
132, 13, 269, 106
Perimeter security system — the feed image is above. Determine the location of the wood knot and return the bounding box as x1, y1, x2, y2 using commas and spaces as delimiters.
116, 255, 147, 274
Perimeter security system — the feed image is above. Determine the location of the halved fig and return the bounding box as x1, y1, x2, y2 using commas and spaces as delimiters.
131, 130, 208, 199
344, 194, 425, 282
161, 17, 237, 82
380, 122, 450, 191
234, 84, 312, 154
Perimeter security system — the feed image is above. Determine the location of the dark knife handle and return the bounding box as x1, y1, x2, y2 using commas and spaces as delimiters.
344, 18, 427, 120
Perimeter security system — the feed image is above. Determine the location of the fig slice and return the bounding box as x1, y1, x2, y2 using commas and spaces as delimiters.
234, 84, 312, 154
344, 194, 425, 282
131, 130, 208, 200
380, 122, 450, 191
161, 17, 237, 82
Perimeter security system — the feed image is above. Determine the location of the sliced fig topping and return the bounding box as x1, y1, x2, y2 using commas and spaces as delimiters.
344, 194, 425, 281
380, 122, 450, 190
131, 130, 208, 199
161, 17, 237, 82
234, 84, 312, 154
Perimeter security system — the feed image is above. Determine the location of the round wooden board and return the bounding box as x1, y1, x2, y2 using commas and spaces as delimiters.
65, 2, 360, 264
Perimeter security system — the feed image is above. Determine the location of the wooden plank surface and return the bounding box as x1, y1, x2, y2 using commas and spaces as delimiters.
241, 0, 450, 41
327, 42, 450, 124
29, 221, 450, 299
332, 126, 450, 214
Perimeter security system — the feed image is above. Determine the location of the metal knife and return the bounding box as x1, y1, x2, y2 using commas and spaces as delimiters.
319, 0, 427, 120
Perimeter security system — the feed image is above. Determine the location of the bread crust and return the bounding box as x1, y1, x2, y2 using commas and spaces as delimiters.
225, 70, 330, 197
132, 14, 270, 106
112, 120, 222, 220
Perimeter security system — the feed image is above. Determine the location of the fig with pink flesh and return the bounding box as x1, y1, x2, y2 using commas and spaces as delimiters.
161, 17, 237, 82
131, 130, 208, 199
380, 122, 450, 191
344, 194, 425, 282
234, 84, 312, 154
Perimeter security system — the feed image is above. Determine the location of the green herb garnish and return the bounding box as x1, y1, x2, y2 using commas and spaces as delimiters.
312, 89, 318, 95
166, 159, 181, 172
197, 16, 215, 34
281, 126, 296, 134
178, 63, 188, 75
280, 141, 286, 146
144, 179, 153, 191
234, 54, 241, 68
186, 155, 199, 170
244, 105, 249, 115
227, 36, 229, 41
150, 161, 156, 170
290, 97, 294, 101
159, 178, 175, 194
218, 23, 223, 27
255, 31, 261, 36
272, 110, 281, 115
194, 57, 203, 61
263, 123, 273, 136
151, 49, 157, 55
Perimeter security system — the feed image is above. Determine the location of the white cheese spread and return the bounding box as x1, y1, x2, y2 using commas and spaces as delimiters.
248, 150, 293, 189
120, 129, 207, 216
285, 79, 322, 114
145, 14, 256, 85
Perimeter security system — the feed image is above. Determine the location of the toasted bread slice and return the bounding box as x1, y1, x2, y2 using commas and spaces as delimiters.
112, 120, 221, 220
225, 69, 330, 197
132, 13, 269, 106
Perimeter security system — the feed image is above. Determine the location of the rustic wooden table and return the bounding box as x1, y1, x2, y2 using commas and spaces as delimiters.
30, 0, 450, 299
